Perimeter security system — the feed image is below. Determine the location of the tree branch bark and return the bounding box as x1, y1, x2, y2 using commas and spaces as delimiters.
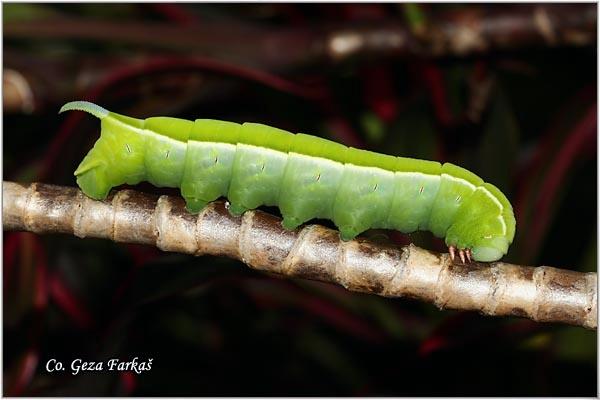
3, 181, 596, 329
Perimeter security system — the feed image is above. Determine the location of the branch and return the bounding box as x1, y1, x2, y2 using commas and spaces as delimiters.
3, 181, 596, 329
4, 4, 595, 69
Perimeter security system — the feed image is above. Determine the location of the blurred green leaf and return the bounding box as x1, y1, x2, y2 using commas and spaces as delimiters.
382, 97, 438, 159
3, 3, 60, 22
360, 111, 386, 144
402, 3, 426, 32
553, 327, 596, 363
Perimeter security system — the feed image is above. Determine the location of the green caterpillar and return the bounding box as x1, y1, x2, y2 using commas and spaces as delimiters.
60, 101, 515, 262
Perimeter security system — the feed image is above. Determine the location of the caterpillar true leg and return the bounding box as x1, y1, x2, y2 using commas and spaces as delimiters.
459, 248, 466, 264
448, 246, 472, 264
449, 245, 456, 261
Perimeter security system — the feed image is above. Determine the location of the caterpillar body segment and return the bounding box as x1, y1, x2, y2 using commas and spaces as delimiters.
61, 101, 516, 262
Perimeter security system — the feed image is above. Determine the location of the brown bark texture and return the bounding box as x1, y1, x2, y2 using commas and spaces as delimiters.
3, 181, 597, 330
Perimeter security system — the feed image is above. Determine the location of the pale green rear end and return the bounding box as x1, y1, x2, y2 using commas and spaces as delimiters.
72, 109, 146, 200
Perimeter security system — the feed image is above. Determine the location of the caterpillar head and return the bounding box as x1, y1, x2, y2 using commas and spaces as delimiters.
445, 182, 515, 262
470, 235, 510, 262
446, 214, 512, 262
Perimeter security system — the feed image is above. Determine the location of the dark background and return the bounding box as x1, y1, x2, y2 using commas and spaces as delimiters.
3, 3, 597, 396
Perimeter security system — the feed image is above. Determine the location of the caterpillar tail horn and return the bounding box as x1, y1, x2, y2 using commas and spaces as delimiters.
59, 101, 109, 120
